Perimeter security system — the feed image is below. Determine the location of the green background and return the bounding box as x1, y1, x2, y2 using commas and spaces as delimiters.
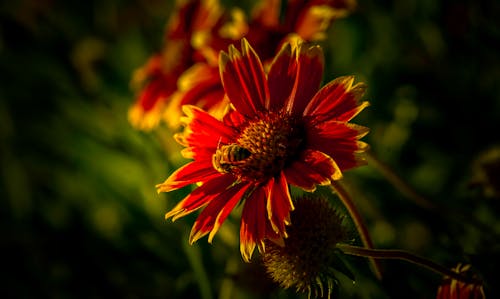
1, 0, 499, 298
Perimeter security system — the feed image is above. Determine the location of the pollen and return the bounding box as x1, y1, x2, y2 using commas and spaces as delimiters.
235, 111, 304, 181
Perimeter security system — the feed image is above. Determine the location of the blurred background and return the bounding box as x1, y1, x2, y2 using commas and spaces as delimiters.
1, 0, 499, 298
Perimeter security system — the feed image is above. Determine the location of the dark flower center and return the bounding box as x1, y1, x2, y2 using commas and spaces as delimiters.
232, 111, 304, 182
261, 195, 349, 298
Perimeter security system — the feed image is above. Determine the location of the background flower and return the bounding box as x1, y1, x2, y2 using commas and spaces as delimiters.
436, 264, 485, 299
128, 0, 223, 130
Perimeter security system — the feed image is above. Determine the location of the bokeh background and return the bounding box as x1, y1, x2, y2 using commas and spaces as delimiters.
1, 0, 499, 298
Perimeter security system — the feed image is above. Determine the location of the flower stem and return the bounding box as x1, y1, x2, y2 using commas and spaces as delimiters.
329, 180, 383, 280
364, 149, 437, 211
337, 243, 480, 284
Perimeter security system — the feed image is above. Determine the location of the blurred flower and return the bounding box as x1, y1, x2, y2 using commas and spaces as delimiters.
262, 195, 352, 299
279, 0, 357, 41
156, 38, 369, 261
129, 53, 181, 130
129, 0, 223, 130
130, 0, 358, 130
436, 264, 485, 299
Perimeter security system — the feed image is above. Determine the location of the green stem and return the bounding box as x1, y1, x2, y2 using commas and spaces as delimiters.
330, 180, 383, 280
364, 149, 437, 211
337, 244, 480, 285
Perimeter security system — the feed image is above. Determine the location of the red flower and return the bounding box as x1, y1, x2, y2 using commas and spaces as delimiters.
436, 264, 485, 299
130, 0, 358, 130
128, 51, 185, 130
157, 38, 368, 261
163, 63, 228, 128
129, 0, 223, 130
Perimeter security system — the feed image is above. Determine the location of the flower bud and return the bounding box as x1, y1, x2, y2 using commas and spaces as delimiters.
262, 195, 352, 298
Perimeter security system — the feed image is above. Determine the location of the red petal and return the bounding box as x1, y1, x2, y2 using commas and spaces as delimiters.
294, 3, 349, 41
166, 0, 221, 40
170, 64, 225, 112
303, 76, 369, 122
240, 186, 267, 262
165, 174, 235, 221
178, 144, 214, 161
219, 38, 268, 116
307, 121, 369, 170
252, 0, 281, 27
222, 109, 246, 128
166, 0, 198, 39
189, 181, 252, 244
137, 75, 176, 111
266, 173, 294, 237
156, 160, 220, 193
181, 105, 238, 149
284, 149, 342, 192
287, 44, 324, 115
268, 43, 324, 114
267, 43, 297, 111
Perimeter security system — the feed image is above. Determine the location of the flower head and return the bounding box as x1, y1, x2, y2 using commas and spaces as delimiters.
156, 38, 369, 261
262, 195, 352, 299
129, 0, 223, 130
436, 264, 485, 299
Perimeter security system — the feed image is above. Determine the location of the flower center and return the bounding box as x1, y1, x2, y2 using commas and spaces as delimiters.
231, 111, 304, 181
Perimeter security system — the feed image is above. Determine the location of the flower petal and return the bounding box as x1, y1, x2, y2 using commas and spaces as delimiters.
266, 173, 294, 237
222, 108, 246, 128
307, 121, 369, 170
251, 0, 281, 28
167, 0, 222, 39
164, 64, 226, 128
165, 174, 235, 221
219, 38, 269, 116
295, 3, 345, 41
286, 44, 325, 115
129, 67, 177, 130
267, 43, 296, 110
284, 149, 342, 192
189, 181, 252, 244
268, 43, 324, 115
303, 76, 369, 122
136, 74, 175, 111
176, 104, 239, 161
156, 160, 220, 193
240, 186, 268, 262
180, 105, 239, 149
